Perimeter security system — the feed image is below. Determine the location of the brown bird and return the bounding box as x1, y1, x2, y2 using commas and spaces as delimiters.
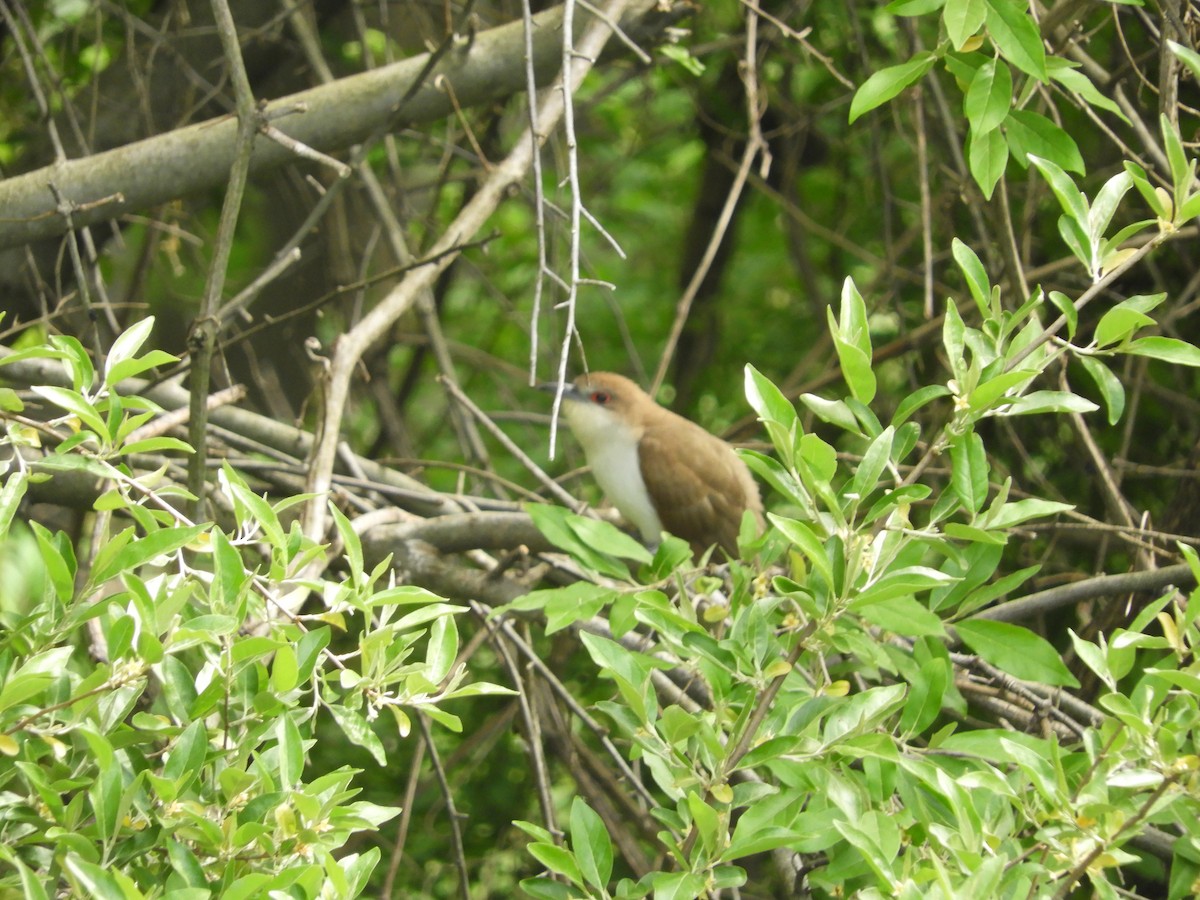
551, 371, 762, 558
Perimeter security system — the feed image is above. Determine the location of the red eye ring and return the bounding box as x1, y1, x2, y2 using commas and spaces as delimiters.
591, 390, 611, 405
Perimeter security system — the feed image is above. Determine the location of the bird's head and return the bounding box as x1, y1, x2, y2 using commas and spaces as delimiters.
541, 372, 652, 449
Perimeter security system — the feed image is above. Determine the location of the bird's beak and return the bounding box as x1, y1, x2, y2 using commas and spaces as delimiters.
537, 380, 584, 402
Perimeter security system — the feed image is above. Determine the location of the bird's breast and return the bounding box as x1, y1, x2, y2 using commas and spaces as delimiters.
587, 437, 663, 545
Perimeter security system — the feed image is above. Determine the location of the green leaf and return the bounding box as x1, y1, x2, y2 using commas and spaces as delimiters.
330, 502, 364, 586
965, 59, 1012, 134
687, 790, 722, 858
984, 0, 1047, 81
1047, 290, 1078, 339
828, 278, 877, 403
849, 426, 894, 505
853, 566, 958, 609
952, 239, 991, 317
1047, 59, 1128, 122
163, 720, 207, 790
1123, 336, 1200, 367
997, 390, 1097, 416
0, 475, 29, 540
1006, 110, 1084, 173
1161, 113, 1189, 202
391, 602, 466, 633
1078, 356, 1124, 425
544, 582, 615, 635
103, 317, 154, 380
745, 363, 800, 459
0, 848, 50, 900
118, 436, 193, 456
271, 643, 299, 693
329, 703, 387, 766
849, 52, 936, 123
967, 368, 1038, 413
823, 683, 907, 743
984, 497, 1072, 529
524, 504, 635, 580
652, 872, 712, 899
968, 125, 1008, 200
566, 514, 653, 563
579, 632, 661, 724
570, 798, 613, 889
89, 524, 208, 587
1168, 39, 1200, 82
799, 393, 861, 435
518, 877, 578, 900
276, 713, 306, 787
1028, 155, 1088, 224
1088, 170, 1133, 244
528, 843, 584, 887
944, 0, 986, 49
1069, 630, 1115, 692
955, 619, 1080, 686
1094, 293, 1164, 348
892, 384, 951, 426
950, 430, 988, 514
1124, 160, 1170, 219
50, 334, 95, 391
1057, 214, 1093, 272
768, 514, 833, 591
63, 855, 127, 900
31, 385, 108, 436
859, 594, 947, 637
106, 348, 178, 387
221, 463, 286, 547
943, 301, 967, 381
1177, 190, 1200, 223
888, 0, 946, 13
899, 655, 950, 734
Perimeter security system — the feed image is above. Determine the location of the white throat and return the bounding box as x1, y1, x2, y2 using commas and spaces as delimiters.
562, 402, 663, 545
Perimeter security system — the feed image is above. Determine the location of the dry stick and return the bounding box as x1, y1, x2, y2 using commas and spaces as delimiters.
416, 714, 471, 900
301, 0, 640, 555
544, 0, 590, 461
382, 735, 427, 897
126, 384, 246, 444
916, 87, 934, 320
997, 176, 1031, 301
188, 0, 260, 517
523, 0, 550, 387
972, 562, 1195, 624
480, 617, 560, 845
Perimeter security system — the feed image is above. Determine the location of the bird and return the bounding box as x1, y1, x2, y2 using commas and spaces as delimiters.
548, 371, 763, 558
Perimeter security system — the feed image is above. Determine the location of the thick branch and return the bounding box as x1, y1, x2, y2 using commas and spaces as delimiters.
972, 563, 1195, 624
0, 2, 686, 251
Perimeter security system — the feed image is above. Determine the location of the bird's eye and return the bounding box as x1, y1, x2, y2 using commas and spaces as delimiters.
591, 390, 611, 405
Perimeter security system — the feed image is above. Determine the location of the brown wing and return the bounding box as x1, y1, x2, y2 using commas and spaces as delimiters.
638, 417, 761, 558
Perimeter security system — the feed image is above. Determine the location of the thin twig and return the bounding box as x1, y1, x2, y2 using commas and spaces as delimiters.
188, 0, 261, 516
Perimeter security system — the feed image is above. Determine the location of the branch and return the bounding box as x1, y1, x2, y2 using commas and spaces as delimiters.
0, 1, 689, 251
971, 563, 1195, 624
